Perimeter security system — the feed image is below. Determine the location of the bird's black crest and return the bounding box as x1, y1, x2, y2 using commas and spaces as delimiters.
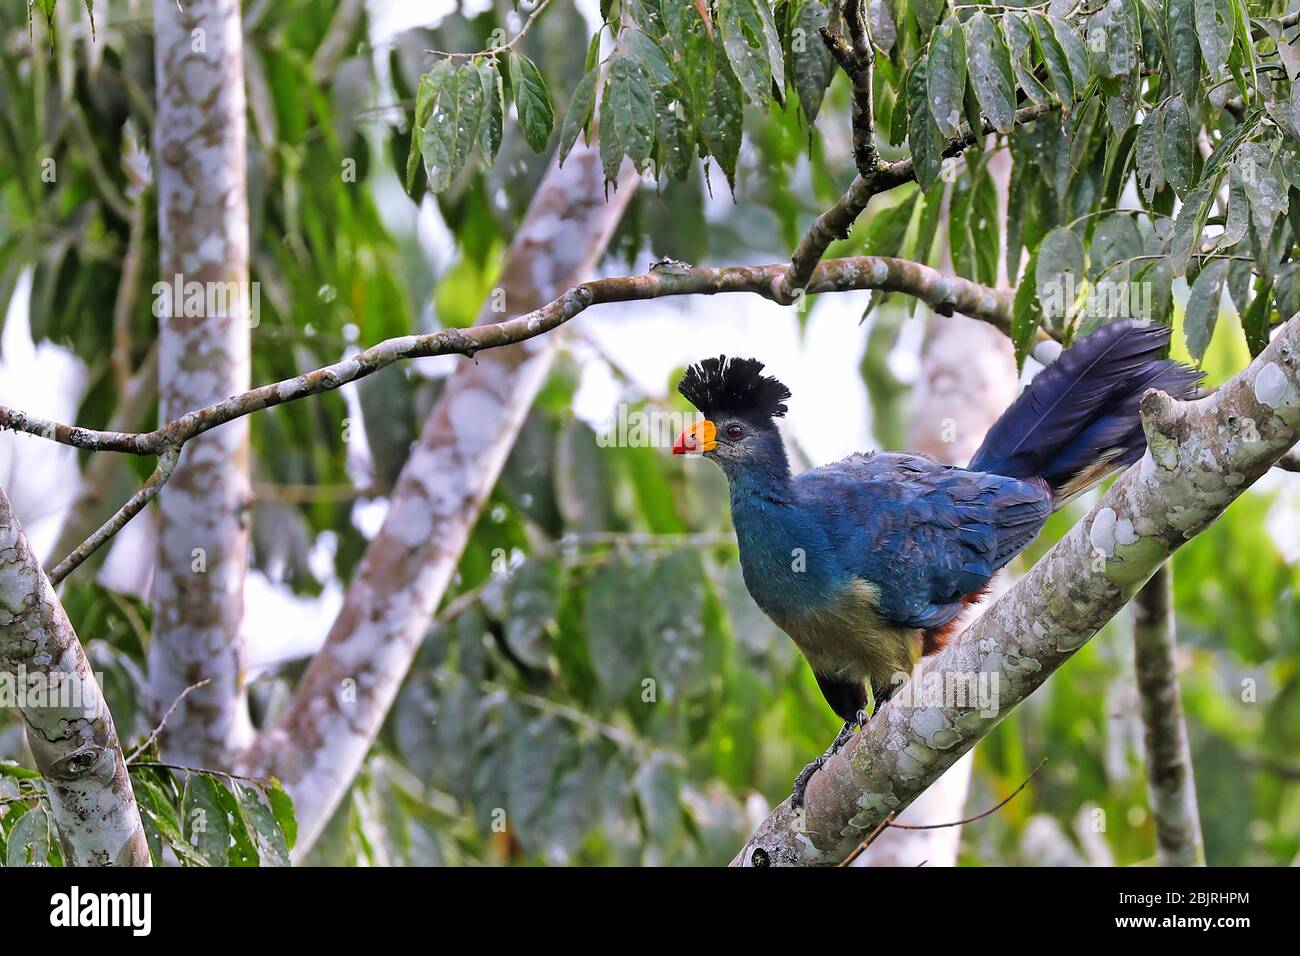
677, 356, 791, 421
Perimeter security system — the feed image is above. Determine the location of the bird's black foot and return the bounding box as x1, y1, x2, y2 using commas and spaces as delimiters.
790, 720, 857, 808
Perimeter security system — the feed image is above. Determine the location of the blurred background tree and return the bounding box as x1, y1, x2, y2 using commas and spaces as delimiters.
0, 0, 1297, 866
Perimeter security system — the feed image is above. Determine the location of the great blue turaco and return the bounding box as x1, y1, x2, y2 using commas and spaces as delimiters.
672, 319, 1199, 807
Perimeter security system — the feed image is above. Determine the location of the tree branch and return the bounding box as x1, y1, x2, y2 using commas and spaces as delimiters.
1, 254, 1013, 582
0, 482, 150, 866
780, 102, 1061, 301
733, 312, 1300, 866
1132, 565, 1205, 866
821, 0, 878, 178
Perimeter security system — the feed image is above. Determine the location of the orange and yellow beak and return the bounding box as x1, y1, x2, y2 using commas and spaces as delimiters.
672, 419, 716, 455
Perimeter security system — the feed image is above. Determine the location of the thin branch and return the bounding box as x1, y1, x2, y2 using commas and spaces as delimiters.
125, 679, 211, 765
48, 445, 180, 585
822, 0, 878, 177
0, 255, 1013, 457
839, 759, 1045, 866
6, 253, 1019, 581
780, 101, 1061, 300
426, 0, 555, 59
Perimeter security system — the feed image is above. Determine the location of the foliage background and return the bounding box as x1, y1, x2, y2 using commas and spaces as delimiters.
0, 0, 1297, 865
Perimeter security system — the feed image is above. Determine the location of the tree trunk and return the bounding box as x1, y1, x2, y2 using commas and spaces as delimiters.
245, 141, 639, 858
1132, 565, 1205, 865
0, 482, 150, 866
147, 0, 254, 767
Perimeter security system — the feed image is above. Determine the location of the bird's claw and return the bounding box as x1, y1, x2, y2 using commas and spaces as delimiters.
789, 719, 858, 808
790, 756, 826, 809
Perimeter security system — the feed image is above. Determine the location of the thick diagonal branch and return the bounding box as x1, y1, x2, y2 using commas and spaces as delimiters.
0, 483, 150, 866
733, 312, 1300, 866
1132, 565, 1205, 866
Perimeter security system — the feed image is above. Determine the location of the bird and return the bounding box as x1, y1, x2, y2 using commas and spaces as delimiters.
671, 319, 1200, 807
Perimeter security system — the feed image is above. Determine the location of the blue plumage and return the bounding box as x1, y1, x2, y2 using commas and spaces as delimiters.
674, 322, 1199, 803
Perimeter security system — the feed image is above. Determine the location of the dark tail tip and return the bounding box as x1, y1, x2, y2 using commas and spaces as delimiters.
970, 320, 1202, 499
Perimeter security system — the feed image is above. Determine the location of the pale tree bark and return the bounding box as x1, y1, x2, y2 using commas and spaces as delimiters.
1132, 565, 1205, 865
734, 313, 1300, 866
148, 0, 253, 767
0, 482, 150, 866
243, 141, 639, 858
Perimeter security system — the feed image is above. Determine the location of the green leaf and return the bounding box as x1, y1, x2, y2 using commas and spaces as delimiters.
906, 55, 946, 192
405, 69, 439, 194
1135, 105, 1165, 201
264, 779, 298, 851
745, 0, 785, 96
1004, 13, 1052, 106
861, 190, 919, 257
181, 773, 231, 866
5, 805, 52, 866
967, 13, 1016, 134
912, 0, 944, 36
1185, 258, 1227, 360
1012, 247, 1044, 370
719, 0, 771, 109
928, 17, 968, 138
451, 66, 484, 179
1031, 13, 1073, 107
1035, 226, 1085, 324
600, 55, 656, 180
1170, 175, 1218, 275
1242, 279, 1273, 357
1238, 141, 1287, 235
0, 762, 41, 780
1166, 0, 1202, 104
477, 59, 505, 166
418, 60, 459, 193
558, 69, 598, 166
510, 53, 555, 153
235, 782, 291, 867
503, 559, 562, 669
1050, 16, 1090, 91
1086, 0, 1136, 80
792, 0, 835, 124
1161, 95, 1195, 197
1193, 0, 1232, 76
703, 37, 744, 192
1088, 214, 1143, 281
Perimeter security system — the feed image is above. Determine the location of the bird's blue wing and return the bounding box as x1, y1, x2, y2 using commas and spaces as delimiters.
795, 453, 1051, 629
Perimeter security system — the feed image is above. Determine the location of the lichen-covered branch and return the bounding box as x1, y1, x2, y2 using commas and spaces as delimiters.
148, 0, 255, 768
0, 482, 150, 866
822, 0, 878, 178
2, 251, 1017, 584
0, 254, 1014, 455
1132, 565, 1205, 866
240, 141, 640, 858
733, 312, 1300, 866
49, 446, 180, 586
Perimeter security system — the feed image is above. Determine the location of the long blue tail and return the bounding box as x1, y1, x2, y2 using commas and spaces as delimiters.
969, 320, 1201, 503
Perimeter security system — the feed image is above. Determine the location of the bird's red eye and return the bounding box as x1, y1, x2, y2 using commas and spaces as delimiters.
726, 424, 744, 440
